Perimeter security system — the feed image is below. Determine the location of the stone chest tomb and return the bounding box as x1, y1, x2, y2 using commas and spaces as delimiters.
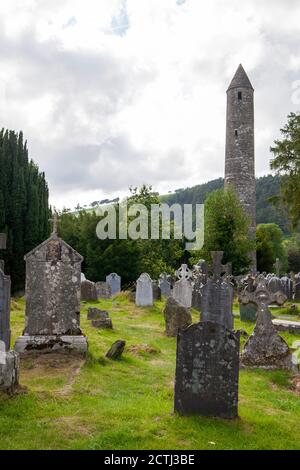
14, 227, 87, 356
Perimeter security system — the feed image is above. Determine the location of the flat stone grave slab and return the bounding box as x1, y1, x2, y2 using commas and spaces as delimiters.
272, 319, 300, 335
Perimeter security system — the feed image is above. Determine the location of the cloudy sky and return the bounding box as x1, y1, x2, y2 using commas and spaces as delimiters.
1, 0, 300, 209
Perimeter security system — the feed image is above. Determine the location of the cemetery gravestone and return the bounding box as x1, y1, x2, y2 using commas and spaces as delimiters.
106, 340, 126, 360
0, 234, 11, 351
96, 282, 112, 300
200, 252, 234, 329
280, 276, 293, 301
173, 265, 193, 309
163, 297, 192, 337
159, 273, 171, 298
174, 322, 240, 419
152, 281, 162, 301
192, 259, 207, 312
135, 273, 153, 307
239, 275, 294, 370
239, 275, 257, 322
106, 273, 121, 296
87, 307, 113, 329
0, 340, 20, 394
14, 215, 88, 356
81, 280, 98, 301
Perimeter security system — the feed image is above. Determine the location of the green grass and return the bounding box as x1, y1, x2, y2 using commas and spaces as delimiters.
0, 294, 300, 450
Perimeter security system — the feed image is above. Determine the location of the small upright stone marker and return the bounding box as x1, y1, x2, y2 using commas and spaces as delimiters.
96, 282, 112, 300
106, 273, 121, 296
0, 340, 20, 394
135, 273, 153, 307
14, 214, 88, 356
81, 280, 98, 301
163, 297, 192, 337
106, 340, 126, 360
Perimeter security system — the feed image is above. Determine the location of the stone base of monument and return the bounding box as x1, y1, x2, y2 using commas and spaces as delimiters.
14, 335, 88, 357
0, 350, 20, 394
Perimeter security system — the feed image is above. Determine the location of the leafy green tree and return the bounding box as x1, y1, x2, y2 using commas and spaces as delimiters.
190, 188, 254, 275
270, 112, 300, 229
283, 234, 300, 273
256, 223, 287, 273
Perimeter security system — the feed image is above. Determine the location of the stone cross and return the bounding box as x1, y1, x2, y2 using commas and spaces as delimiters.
240, 274, 286, 312
274, 258, 282, 277
239, 275, 293, 370
207, 251, 232, 281
175, 264, 192, 281
49, 212, 60, 236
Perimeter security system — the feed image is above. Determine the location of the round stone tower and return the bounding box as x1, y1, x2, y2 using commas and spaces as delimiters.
225, 64, 256, 268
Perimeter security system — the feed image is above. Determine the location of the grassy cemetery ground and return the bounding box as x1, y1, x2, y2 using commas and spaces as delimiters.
0, 294, 300, 450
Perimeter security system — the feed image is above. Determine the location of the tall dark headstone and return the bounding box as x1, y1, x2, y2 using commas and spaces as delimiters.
174, 322, 240, 419
224, 65, 256, 268
200, 252, 234, 329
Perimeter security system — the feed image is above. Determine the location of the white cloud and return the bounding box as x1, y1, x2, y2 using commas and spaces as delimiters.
0, 0, 299, 209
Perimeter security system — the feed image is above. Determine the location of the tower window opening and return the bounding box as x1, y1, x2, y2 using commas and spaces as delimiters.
235, 130, 238, 137
238, 91, 242, 100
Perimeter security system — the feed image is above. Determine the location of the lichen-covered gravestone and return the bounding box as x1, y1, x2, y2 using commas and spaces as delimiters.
0, 234, 11, 351
172, 265, 193, 308
163, 297, 192, 337
135, 273, 153, 307
81, 280, 98, 301
106, 273, 121, 296
0, 340, 20, 394
239, 275, 295, 370
96, 282, 112, 300
239, 275, 257, 322
200, 252, 234, 329
174, 322, 240, 419
87, 307, 113, 329
14, 215, 87, 356
192, 260, 207, 312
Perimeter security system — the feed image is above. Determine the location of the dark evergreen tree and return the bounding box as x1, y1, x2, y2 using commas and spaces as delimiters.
0, 129, 49, 291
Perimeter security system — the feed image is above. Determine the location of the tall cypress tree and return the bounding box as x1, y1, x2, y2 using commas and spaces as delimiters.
0, 128, 49, 292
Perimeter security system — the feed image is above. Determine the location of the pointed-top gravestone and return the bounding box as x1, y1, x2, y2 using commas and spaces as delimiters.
239, 275, 295, 370
14, 229, 87, 357
106, 273, 121, 296
135, 273, 153, 307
